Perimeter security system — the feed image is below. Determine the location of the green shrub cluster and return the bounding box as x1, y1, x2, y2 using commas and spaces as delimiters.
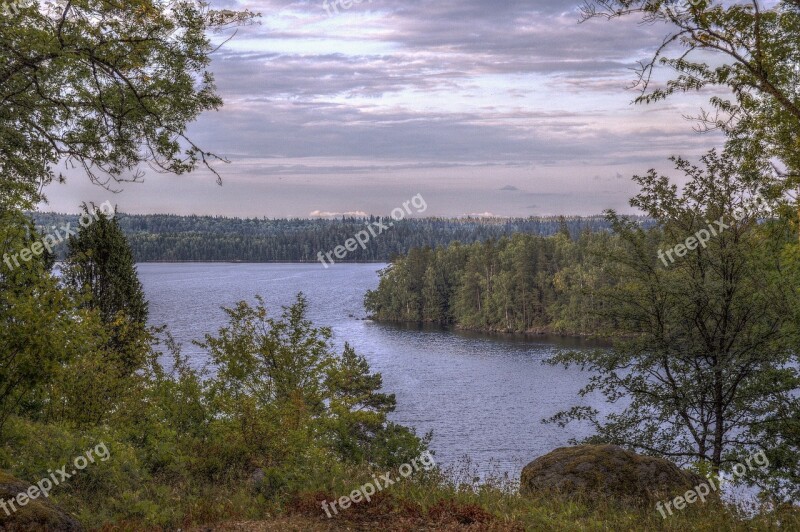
0, 206, 427, 528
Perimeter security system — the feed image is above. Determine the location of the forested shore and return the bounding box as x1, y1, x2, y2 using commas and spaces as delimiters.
31, 212, 644, 263
364, 229, 617, 336
4, 0, 800, 528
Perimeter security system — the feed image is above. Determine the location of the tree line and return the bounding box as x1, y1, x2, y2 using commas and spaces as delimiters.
31, 213, 643, 262
2, 0, 800, 527
364, 228, 617, 336
367, 150, 800, 498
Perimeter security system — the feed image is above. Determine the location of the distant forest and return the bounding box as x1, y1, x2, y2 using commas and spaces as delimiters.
31, 213, 652, 262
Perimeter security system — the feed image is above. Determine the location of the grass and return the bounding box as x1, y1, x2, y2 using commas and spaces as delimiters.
1, 418, 798, 531
276, 483, 800, 532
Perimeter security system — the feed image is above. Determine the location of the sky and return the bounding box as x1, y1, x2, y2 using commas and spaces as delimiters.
41, 0, 726, 218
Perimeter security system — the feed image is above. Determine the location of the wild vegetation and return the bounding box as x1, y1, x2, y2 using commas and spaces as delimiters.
369, 0, 800, 517
31, 213, 627, 263
0, 0, 798, 529
364, 227, 617, 335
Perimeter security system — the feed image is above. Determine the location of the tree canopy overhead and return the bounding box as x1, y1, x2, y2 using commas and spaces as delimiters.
583, 0, 800, 185
0, 0, 257, 206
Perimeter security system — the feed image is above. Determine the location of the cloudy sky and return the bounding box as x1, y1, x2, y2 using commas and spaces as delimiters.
43, 0, 725, 218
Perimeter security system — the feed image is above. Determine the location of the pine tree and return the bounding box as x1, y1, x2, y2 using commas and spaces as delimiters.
325, 344, 398, 463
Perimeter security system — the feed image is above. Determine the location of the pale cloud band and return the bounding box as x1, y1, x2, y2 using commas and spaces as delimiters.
42, 0, 722, 217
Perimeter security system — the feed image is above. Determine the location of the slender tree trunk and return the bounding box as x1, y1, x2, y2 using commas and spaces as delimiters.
713, 355, 724, 473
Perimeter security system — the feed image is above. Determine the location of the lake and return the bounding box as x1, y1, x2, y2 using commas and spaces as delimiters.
138, 262, 608, 480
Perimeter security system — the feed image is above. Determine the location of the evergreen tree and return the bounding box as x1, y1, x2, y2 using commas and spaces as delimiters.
325, 344, 400, 464
63, 204, 149, 373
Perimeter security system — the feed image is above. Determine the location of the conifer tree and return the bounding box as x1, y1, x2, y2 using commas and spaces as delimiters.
64, 204, 149, 373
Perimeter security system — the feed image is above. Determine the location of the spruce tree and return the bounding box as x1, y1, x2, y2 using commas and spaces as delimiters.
64, 204, 149, 372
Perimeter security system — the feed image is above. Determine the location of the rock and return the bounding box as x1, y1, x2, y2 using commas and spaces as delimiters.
520, 444, 709, 506
249, 468, 265, 486
0, 471, 84, 531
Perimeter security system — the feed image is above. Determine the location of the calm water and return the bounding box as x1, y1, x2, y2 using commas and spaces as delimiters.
138, 263, 608, 479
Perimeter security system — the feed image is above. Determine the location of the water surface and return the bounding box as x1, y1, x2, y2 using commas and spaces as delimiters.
138, 263, 607, 478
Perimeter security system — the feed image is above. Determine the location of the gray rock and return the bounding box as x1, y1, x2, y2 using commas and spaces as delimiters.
0, 471, 84, 531
520, 444, 710, 507
249, 467, 265, 486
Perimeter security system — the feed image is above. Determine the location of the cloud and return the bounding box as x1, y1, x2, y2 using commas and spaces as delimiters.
309, 210, 370, 218
45, 0, 722, 217
461, 212, 502, 218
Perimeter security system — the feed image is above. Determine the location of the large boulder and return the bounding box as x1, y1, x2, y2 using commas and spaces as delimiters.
520, 444, 708, 506
0, 471, 84, 531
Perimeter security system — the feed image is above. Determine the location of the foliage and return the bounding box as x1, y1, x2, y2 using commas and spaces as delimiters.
546, 151, 800, 485
583, 0, 800, 184
0, 207, 106, 435
198, 295, 425, 475
31, 212, 647, 262
4, 413, 800, 529
0, 0, 257, 204
365, 231, 618, 335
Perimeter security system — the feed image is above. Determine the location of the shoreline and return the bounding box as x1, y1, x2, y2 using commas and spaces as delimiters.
365, 318, 615, 343
134, 260, 389, 264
